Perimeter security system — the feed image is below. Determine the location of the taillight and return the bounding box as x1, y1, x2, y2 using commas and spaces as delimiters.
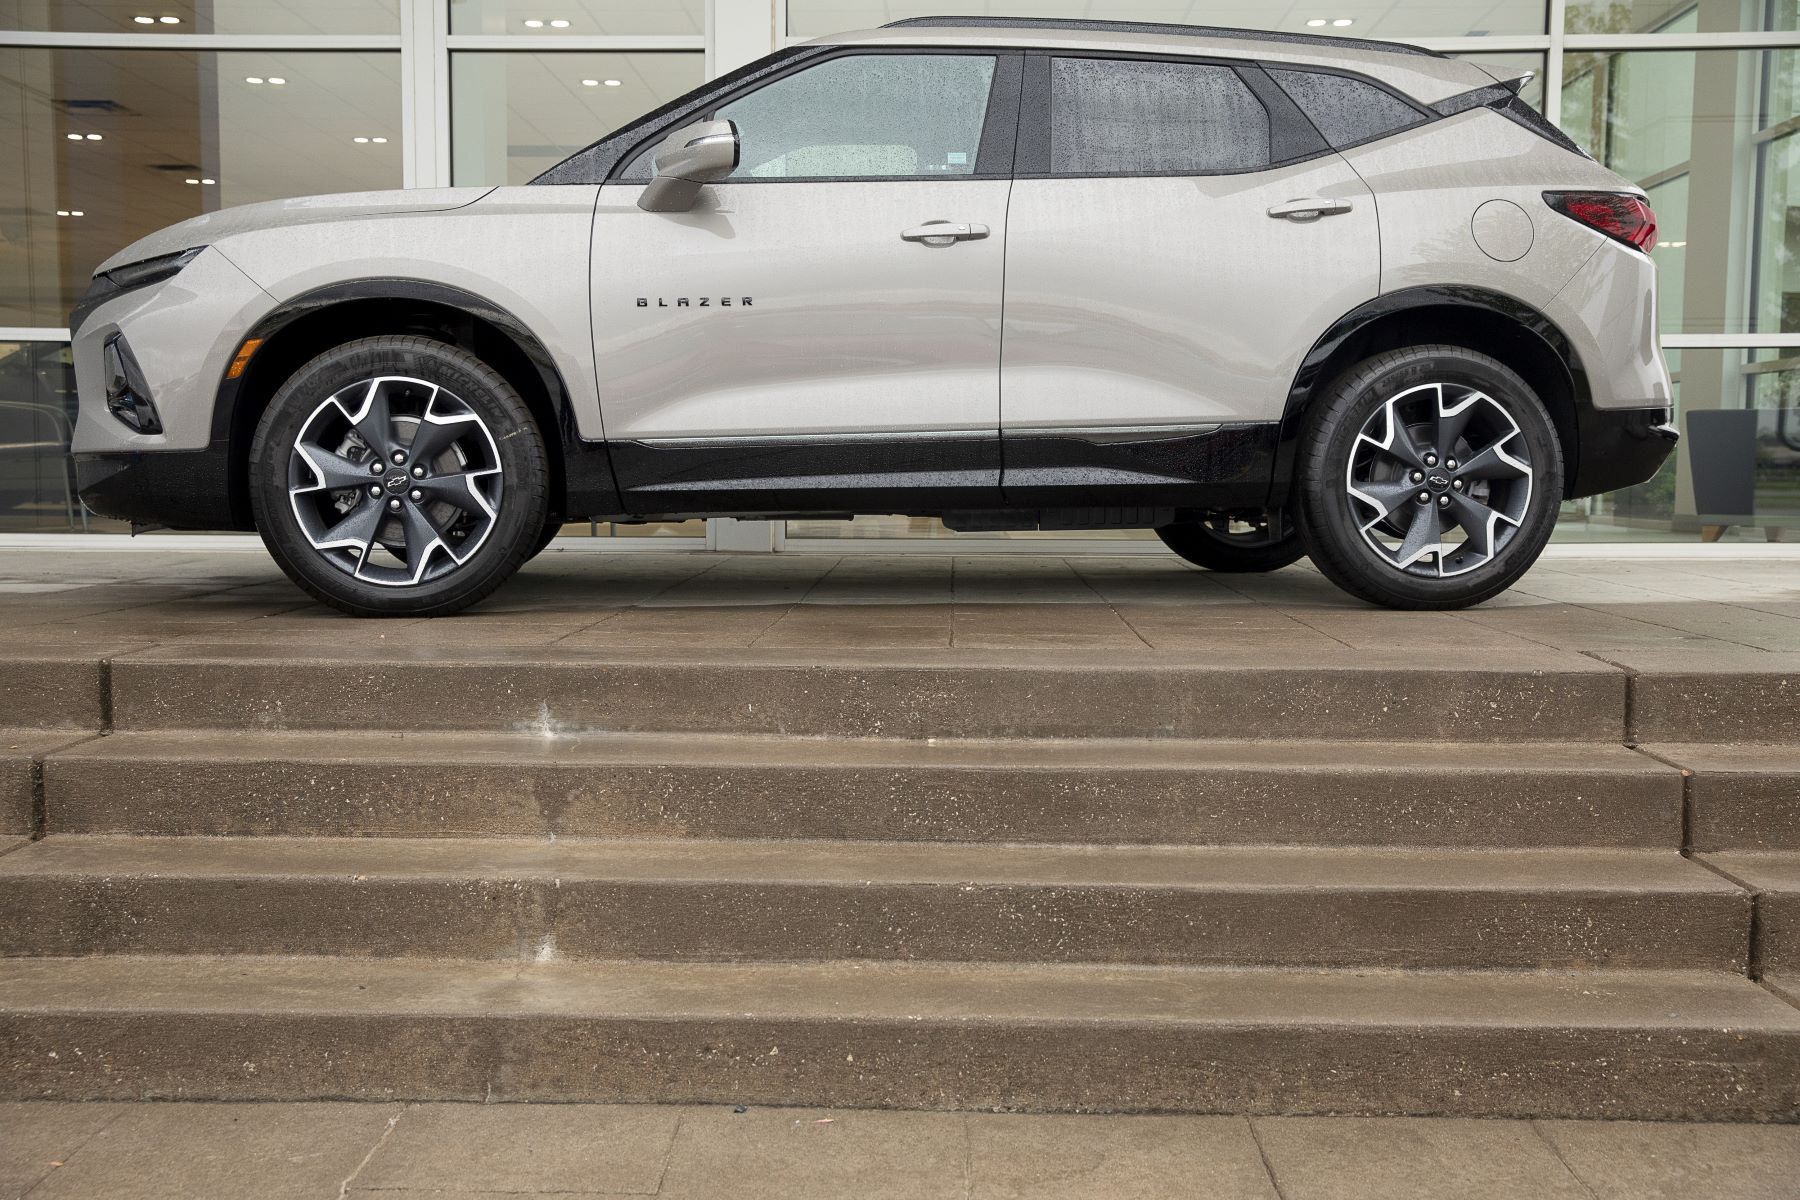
1543, 191, 1658, 253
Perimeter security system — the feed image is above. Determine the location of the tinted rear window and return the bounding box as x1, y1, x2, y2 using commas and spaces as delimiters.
1049, 57, 1270, 175
1267, 68, 1427, 149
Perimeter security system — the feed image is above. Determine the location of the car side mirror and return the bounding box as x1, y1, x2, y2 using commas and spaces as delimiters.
637, 119, 739, 213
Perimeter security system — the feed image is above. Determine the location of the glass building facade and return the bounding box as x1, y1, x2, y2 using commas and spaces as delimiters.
1, 1, 1795, 544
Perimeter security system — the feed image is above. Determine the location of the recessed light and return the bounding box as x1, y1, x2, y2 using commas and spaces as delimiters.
1333, 17, 1354, 25
72, 210, 84, 216
246, 76, 264, 84
185, 178, 199, 184
523, 18, 543, 27
86, 133, 102, 140
581, 78, 599, 86
133, 15, 154, 23
549, 18, 570, 27
372, 137, 388, 144
66, 133, 83, 141
603, 78, 621, 87
1306, 18, 1327, 26
201, 177, 215, 185
268, 77, 285, 85
353, 136, 369, 143
158, 14, 179, 23
56, 209, 70, 216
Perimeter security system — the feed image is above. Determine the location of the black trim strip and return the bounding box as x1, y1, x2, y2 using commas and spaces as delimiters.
881, 16, 1447, 59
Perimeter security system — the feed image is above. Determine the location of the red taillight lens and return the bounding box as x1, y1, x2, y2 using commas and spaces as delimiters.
1544, 191, 1658, 253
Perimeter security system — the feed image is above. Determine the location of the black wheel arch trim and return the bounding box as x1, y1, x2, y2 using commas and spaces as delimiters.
1271, 284, 1632, 507
211, 277, 622, 528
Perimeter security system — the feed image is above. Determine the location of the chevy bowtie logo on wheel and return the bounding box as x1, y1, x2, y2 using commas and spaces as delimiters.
1428, 473, 1452, 489
383, 470, 410, 494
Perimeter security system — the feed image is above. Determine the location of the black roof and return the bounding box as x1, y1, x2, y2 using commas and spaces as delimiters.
880, 16, 1446, 59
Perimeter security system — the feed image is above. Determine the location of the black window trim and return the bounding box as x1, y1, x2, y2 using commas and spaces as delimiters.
601, 45, 1024, 187
1264, 61, 1439, 155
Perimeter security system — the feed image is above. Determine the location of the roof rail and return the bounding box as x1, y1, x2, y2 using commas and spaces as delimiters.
878, 16, 1446, 60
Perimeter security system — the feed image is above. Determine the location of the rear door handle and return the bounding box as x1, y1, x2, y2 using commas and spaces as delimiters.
901, 221, 990, 245
1267, 197, 1354, 221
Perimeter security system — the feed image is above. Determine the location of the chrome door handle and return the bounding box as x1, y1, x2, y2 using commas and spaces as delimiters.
1267, 197, 1354, 221
901, 221, 990, 245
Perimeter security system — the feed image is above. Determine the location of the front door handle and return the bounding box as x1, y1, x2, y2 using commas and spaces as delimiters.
1267, 197, 1354, 221
901, 220, 990, 245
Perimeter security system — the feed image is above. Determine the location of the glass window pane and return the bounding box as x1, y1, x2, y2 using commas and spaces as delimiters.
450, 51, 703, 185
1050, 57, 1267, 175
0, 0, 399, 34
787, 2, 1548, 40
449, 0, 703, 36
717, 54, 995, 180
0, 340, 106, 532
1559, 47, 1800, 335
1267, 67, 1425, 149
1565, 0, 1795, 34
0, 48, 401, 327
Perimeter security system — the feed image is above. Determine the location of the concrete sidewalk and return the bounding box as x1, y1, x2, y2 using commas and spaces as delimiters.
4, 1103, 1799, 1200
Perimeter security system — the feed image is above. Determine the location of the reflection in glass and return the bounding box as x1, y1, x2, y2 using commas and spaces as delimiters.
0, 0, 399, 34
0, 341, 117, 532
0, 49, 402, 326
450, 52, 703, 185
449, 0, 703, 36
1565, 0, 1793, 34
785, 1, 1547, 38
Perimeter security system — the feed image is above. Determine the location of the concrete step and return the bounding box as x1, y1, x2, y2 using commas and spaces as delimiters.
1616, 650, 1800, 744
41, 731, 1684, 847
1699, 852, 1800, 978
0, 836, 1749, 970
104, 644, 1631, 741
1649, 744, 1800, 852
1, 731, 95, 837
0, 650, 112, 732
3, 955, 1796, 1119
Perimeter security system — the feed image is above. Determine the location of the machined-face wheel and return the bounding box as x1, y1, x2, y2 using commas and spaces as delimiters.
288, 375, 504, 588
1343, 381, 1533, 580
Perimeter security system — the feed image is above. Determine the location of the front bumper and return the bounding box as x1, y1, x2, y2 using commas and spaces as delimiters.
76, 446, 244, 531
1569, 405, 1678, 499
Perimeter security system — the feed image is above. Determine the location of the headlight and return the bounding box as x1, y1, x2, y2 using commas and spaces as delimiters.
70, 246, 206, 331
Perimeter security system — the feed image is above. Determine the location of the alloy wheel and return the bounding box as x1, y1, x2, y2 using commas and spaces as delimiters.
287, 375, 504, 587
1343, 381, 1534, 578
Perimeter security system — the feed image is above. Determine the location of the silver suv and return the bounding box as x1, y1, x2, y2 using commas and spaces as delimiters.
70, 16, 1676, 616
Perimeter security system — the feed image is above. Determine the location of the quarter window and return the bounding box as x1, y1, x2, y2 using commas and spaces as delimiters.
1267, 68, 1427, 149
1048, 57, 1270, 175
713, 53, 998, 180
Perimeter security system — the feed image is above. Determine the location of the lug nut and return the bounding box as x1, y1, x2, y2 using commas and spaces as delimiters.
1446, 458, 1458, 469
391, 451, 406, 465
411, 465, 425, 478
387, 498, 402, 511
1438, 495, 1451, 508
1452, 479, 1465, 491
369, 461, 384, 475
1423, 453, 1438, 467
410, 489, 423, 501
1410, 470, 1424, 483
368, 485, 381, 497
1417, 491, 1430, 503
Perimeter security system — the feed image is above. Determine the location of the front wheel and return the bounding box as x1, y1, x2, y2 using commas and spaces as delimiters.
1156, 510, 1305, 572
1295, 344, 1563, 610
248, 335, 549, 617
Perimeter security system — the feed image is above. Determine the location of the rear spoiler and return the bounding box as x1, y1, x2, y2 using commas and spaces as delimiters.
1432, 76, 1590, 159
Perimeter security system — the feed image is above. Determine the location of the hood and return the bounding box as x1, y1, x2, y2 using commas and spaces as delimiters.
95, 187, 496, 275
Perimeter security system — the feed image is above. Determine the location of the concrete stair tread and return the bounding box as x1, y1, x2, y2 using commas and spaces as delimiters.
1699, 851, 1800, 891
54, 728, 1674, 775
0, 955, 1792, 1030
0, 835, 1745, 894
1644, 743, 1800, 773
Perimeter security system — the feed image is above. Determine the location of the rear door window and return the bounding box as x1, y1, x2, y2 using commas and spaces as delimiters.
1047, 57, 1270, 176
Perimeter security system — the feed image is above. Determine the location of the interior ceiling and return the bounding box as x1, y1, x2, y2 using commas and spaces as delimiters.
786, 1, 1554, 39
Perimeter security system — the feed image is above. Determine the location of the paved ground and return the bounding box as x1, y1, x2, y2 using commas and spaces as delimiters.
0, 543, 1795, 655
3, 1102, 1799, 1200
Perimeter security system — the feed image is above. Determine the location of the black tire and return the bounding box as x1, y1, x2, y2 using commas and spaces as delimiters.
1156, 510, 1305, 572
526, 516, 563, 561
248, 335, 549, 617
1295, 344, 1563, 610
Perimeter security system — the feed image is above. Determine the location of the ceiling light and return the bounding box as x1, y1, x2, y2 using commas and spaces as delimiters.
523, 18, 543, 27
372, 137, 388, 144
603, 78, 621, 87
133, 15, 154, 23
158, 14, 179, 22
246, 76, 264, 84
267, 77, 285, 85
66, 133, 83, 141
353, 136, 369, 143
72, 210, 84, 216
185, 178, 199, 184
581, 78, 598, 86
201, 177, 215, 185
86, 133, 102, 140
1306, 18, 1327, 26
56, 209, 69, 216
549, 18, 570, 27
1332, 17, 1354, 25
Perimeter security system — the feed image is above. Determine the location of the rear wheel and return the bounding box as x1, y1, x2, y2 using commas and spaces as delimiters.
248, 335, 549, 617
1157, 510, 1305, 572
1295, 344, 1563, 609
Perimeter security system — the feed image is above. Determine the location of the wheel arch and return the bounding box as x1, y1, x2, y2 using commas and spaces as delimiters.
212, 278, 618, 529
1272, 286, 1589, 507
